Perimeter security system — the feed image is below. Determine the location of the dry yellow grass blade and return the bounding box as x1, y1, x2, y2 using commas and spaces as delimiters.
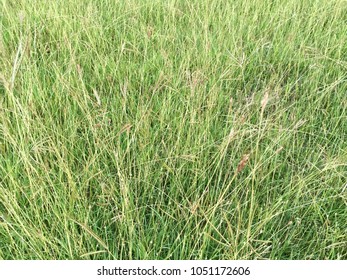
80, 250, 107, 258
71, 219, 110, 253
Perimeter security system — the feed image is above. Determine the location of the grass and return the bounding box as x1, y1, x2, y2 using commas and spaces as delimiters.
0, 0, 346, 260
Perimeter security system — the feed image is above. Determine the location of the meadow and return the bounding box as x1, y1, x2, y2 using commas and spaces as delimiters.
0, 0, 346, 259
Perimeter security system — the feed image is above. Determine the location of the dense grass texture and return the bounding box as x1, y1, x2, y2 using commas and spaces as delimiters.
0, 0, 346, 259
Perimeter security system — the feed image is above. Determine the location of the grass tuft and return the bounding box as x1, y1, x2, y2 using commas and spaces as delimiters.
0, 0, 346, 259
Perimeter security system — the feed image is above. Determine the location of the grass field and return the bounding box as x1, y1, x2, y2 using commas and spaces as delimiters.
0, 0, 346, 259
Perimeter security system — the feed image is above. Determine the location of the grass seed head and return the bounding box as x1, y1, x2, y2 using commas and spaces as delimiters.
237, 153, 250, 173
93, 89, 101, 106
118, 123, 132, 135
